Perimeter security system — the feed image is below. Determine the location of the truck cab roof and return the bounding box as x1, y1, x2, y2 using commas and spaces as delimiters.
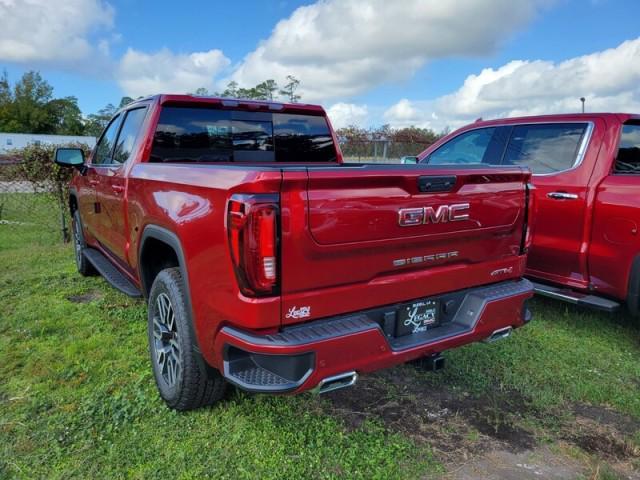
467, 112, 640, 128
121, 94, 326, 117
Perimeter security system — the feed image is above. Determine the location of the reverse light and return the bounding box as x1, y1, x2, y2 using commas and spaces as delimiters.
227, 194, 279, 296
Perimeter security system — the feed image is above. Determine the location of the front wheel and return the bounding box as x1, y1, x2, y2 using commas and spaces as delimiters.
148, 268, 226, 410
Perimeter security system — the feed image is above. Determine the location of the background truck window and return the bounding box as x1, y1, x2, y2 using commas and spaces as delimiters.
426, 127, 503, 166
503, 123, 587, 174
150, 107, 336, 163
614, 123, 640, 174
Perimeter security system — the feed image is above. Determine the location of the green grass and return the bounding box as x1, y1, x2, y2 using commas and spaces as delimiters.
0, 225, 438, 479
1, 218, 639, 478
0, 191, 67, 245
424, 298, 640, 419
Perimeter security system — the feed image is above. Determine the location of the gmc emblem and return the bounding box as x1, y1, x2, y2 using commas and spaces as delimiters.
398, 203, 470, 226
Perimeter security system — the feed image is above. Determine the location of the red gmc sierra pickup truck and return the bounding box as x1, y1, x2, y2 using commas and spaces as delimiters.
418, 113, 640, 317
55, 94, 534, 410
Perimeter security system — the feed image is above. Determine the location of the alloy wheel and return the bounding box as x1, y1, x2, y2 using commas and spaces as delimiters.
152, 292, 182, 388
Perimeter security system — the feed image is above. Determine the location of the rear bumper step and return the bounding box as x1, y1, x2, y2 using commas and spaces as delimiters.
218, 279, 533, 394
530, 280, 620, 312
83, 248, 142, 298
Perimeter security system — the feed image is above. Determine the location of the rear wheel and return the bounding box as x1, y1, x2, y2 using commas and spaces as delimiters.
72, 210, 95, 276
148, 268, 226, 410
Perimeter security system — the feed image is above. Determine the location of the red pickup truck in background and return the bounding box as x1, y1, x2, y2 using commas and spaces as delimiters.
55, 94, 534, 410
418, 113, 640, 317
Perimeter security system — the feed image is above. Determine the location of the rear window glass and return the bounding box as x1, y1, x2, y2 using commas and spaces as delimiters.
150, 107, 336, 163
504, 123, 587, 174
614, 123, 640, 174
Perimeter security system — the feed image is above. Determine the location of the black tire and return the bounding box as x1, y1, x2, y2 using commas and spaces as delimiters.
148, 267, 226, 410
72, 210, 96, 276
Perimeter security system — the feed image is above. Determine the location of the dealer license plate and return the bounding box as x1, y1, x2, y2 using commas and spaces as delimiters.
396, 300, 439, 337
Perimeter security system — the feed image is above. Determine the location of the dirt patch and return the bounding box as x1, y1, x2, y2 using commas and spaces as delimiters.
67, 292, 102, 303
321, 365, 640, 472
564, 407, 640, 462
323, 366, 537, 462
574, 404, 640, 437
570, 431, 639, 461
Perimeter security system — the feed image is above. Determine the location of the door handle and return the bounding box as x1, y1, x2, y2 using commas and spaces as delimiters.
547, 192, 578, 200
88, 179, 99, 187
111, 185, 125, 193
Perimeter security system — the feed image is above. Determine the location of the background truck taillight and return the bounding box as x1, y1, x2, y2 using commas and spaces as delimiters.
227, 194, 279, 296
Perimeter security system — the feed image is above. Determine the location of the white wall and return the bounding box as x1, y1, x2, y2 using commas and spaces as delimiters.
0, 132, 96, 154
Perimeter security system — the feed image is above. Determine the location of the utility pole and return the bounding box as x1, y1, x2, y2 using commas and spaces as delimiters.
580, 97, 585, 113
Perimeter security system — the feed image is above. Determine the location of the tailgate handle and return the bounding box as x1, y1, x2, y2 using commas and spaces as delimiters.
418, 175, 457, 193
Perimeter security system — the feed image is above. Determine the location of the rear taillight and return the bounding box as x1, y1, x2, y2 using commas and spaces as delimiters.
227, 194, 279, 296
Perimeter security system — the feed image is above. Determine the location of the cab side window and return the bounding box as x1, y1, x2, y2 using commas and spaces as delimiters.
93, 115, 122, 165
614, 123, 640, 174
113, 108, 148, 164
426, 127, 505, 166
503, 123, 587, 174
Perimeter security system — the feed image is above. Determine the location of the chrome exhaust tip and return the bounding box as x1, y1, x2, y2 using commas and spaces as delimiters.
313, 371, 358, 394
483, 326, 513, 343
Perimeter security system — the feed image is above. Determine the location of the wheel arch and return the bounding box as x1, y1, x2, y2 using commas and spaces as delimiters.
139, 224, 212, 368
138, 225, 187, 298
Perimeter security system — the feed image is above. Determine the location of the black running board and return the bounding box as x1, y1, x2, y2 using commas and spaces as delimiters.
83, 248, 142, 298
531, 280, 620, 312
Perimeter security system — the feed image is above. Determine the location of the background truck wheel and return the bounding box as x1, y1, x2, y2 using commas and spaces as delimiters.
148, 267, 226, 410
72, 210, 96, 276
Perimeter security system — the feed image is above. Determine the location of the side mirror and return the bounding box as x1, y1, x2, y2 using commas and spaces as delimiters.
400, 156, 418, 164
54, 148, 85, 170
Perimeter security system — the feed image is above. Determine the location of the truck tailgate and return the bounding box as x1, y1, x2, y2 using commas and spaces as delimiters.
279, 165, 530, 325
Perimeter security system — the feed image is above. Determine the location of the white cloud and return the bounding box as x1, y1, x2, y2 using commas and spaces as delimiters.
230, 0, 549, 103
326, 102, 368, 129
0, 0, 114, 64
383, 99, 427, 128
384, 37, 640, 131
117, 48, 230, 98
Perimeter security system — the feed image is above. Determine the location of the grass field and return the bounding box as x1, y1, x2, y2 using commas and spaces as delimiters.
1, 220, 640, 479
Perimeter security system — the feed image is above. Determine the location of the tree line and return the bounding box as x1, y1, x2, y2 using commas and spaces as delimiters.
336, 124, 442, 159
0, 69, 442, 156
0, 70, 304, 138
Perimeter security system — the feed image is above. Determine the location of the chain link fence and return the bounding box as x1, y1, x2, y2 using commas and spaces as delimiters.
340, 139, 435, 163
0, 162, 70, 243
0, 145, 90, 244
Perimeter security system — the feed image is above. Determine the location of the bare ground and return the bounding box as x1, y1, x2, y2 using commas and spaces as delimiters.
319, 366, 640, 479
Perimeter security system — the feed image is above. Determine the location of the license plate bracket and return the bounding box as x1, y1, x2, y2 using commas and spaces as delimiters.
395, 299, 439, 337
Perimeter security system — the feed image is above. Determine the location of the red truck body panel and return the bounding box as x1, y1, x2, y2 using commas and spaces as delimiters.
418, 113, 640, 307
69, 94, 534, 393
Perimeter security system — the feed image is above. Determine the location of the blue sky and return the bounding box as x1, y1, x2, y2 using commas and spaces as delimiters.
1, 0, 639, 131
